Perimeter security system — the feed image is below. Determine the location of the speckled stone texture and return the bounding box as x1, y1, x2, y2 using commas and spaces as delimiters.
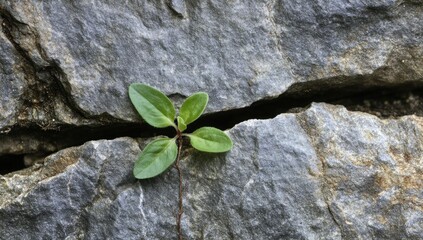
1, 104, 421, 239
1, 0, 423, 128
1, 0, 423, 239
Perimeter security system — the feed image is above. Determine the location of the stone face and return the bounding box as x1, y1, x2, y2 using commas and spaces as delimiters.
1, 0, 423, 238
0, 103, 422, 239
298, 104, 423, 239
0, 29, 25, 130
1, 0, 423, 129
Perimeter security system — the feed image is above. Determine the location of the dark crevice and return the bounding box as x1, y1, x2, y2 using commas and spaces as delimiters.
0, 122, 174, 156
0, 154, 26, 175
334, 87, 423, 118
1, 4, 423, 176
191, 81, 423, 131
1, 81, 423, 175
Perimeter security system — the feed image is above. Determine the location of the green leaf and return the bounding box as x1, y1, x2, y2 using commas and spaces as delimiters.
187, 127, 233, 153
179, 92, 208, 125
129, 83, 176, 128
177, 116, 187, 132
133, 138, 178, 179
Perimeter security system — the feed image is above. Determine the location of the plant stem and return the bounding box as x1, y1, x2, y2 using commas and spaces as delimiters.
175, 130, 184, 240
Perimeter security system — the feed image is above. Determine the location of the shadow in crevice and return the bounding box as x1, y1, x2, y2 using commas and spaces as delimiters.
1, 80, 423, 175
190, 81, 423, 132
0, 154, 26, 175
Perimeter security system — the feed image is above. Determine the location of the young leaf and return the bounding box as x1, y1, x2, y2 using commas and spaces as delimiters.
129, 83, 176, 128
133, 138, 178, 179
177, 116, 187, 132
179, 92, 208, 125
187, 127, 233, 153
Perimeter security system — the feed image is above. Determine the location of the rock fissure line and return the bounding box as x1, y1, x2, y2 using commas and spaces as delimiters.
326, 204, 342, 234
1, 84, 422, 175
1, 6, 423, 176
296, 111, 345, 238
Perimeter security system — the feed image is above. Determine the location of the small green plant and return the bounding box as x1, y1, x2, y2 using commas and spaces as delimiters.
128, 83, 233, 239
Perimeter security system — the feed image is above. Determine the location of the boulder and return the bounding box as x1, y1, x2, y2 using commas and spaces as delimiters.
1, 103, 421, 239
1, 0, 423, 238
1, 0, 423, 128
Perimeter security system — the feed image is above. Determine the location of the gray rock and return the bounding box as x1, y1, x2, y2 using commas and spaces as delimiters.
167, 0, 187, 18
1, 103, 421, 239
1, 0, 423, 129
0, 28, 26, 130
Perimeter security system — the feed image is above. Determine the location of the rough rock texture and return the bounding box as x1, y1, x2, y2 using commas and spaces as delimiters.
1, 0, 423, 239
1, 0, 423, 129
1, 104, 422, 239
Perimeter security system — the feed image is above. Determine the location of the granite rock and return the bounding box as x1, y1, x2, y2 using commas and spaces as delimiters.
1, 0, 423, 129
0, 103, 421, 239
1, 0, 422, 238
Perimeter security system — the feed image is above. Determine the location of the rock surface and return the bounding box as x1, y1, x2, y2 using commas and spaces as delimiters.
1, 0, 423, 239
1, 103, 422, 239
1, 0, 423, 129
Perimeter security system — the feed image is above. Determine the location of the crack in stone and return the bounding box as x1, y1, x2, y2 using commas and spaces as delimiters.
295, 113, 345, 238
0, 83, 422, 174
326, 203, 342, 231
1, 4, 423, 177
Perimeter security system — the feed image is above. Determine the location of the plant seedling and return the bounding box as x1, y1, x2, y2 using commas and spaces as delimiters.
128, 83, 233, 239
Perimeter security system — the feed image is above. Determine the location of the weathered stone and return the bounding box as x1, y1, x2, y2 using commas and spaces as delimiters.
1, 103, 421, 239
1, 0, 423, 129
167, 0, 187, 18
1, 0, 423, 238
0, 28, 25, 130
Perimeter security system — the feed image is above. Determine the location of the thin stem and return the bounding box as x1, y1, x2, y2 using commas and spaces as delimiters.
175, 130, 184, 240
